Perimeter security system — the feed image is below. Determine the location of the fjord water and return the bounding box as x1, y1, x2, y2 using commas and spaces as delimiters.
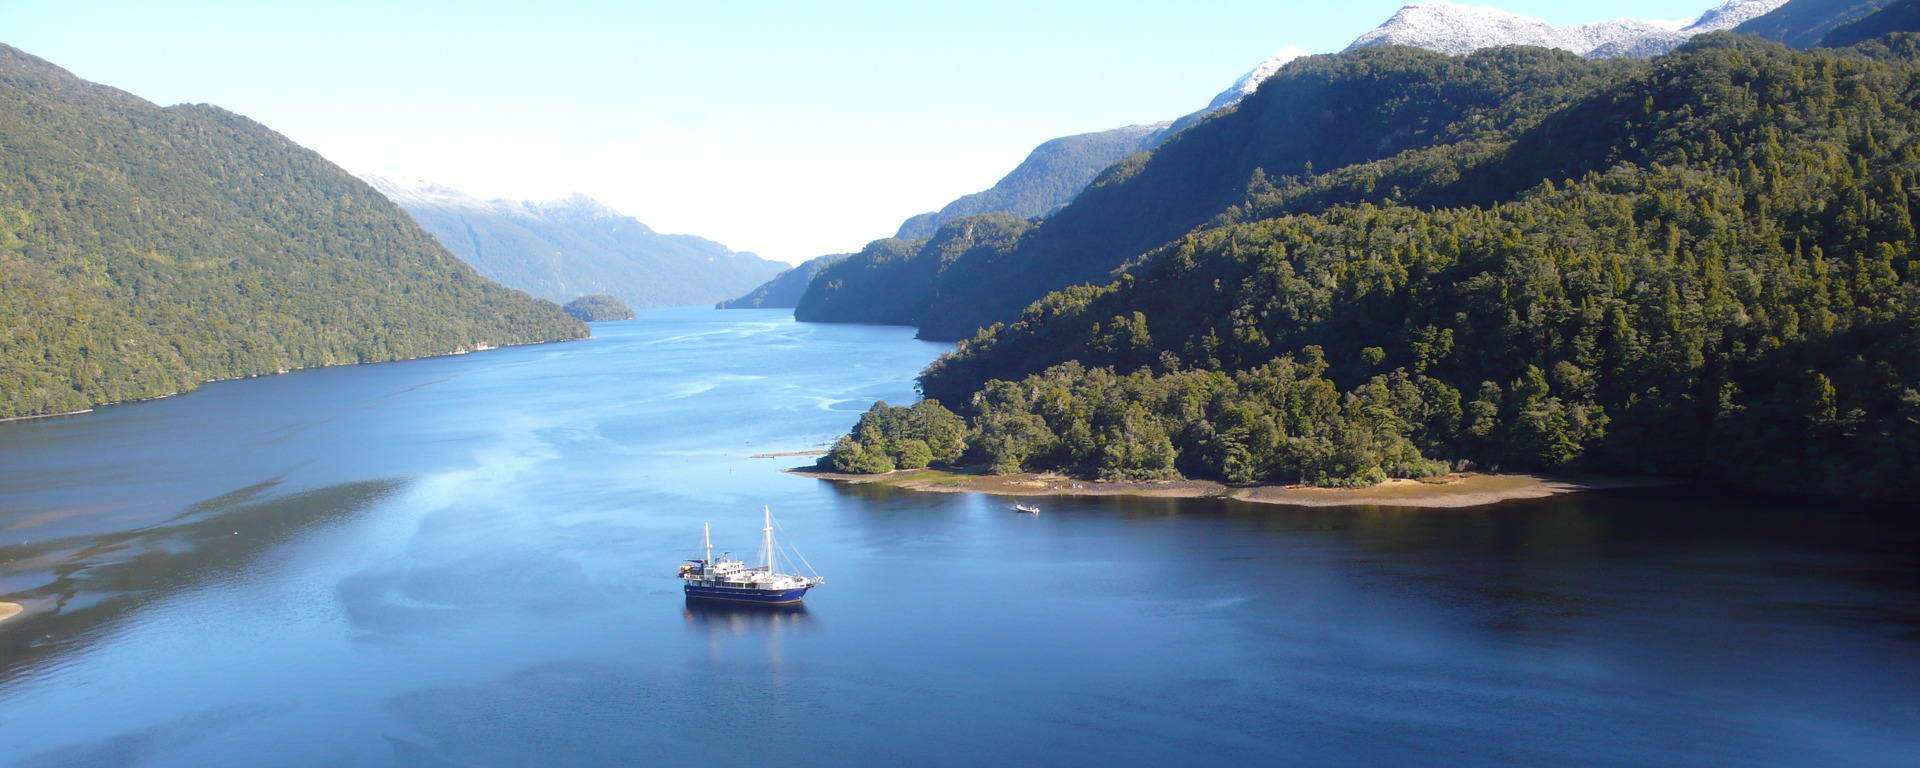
0, 309, 1916, 767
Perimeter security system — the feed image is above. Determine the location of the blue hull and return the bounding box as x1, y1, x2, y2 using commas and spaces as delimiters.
684, 584, 813, 604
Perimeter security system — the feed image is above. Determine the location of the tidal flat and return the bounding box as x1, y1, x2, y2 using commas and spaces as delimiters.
787, 466, 1681, 509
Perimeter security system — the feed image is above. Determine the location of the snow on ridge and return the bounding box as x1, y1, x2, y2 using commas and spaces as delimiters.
1205, 46, 1312, 112
1184, 0, 1787, 133
1345, 0, 1789, 58
1685, 0, 1791, 32
358, 173, 634, 225
358, 173, 493, 211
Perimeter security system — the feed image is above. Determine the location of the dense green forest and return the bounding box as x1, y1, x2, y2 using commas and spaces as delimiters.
0, 44, 586, 419
804, 46, 1639, 340
827, 35, 1920, 502
562, 295, 634, 321
795, 213, 1034, 325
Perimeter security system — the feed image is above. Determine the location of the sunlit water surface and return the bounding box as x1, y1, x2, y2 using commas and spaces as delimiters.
0, 307, 1916, 767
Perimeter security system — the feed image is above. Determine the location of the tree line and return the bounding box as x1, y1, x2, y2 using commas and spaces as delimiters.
0, 44, 586, 418
828, 34, 1920, 502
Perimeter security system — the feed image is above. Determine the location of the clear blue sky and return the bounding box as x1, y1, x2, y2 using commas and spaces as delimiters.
2, 0, 1713, 263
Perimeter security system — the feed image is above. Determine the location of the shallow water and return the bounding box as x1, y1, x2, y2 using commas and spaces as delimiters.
0, 307, 1915, 767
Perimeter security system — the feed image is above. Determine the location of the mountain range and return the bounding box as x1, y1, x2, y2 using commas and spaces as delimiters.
0, 44, 585, 419
1349, 0, 1789, 58
1733, 0, 1901, 45
909, 0, 1791, 245
726, 0, 1803, 314
829, 28, 1920, 502
1814, 0, 1920, 45
364, 176, 786, 309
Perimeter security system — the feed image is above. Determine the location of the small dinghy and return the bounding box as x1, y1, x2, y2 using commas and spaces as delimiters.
1012, 504, 1040, 514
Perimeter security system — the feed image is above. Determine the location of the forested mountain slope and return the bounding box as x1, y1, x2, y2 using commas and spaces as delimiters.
0, 44, 586, 419
1822, 0, 1920, 45
814, 46, 1635, 340
894, 124, 1170, 240
817, 34, 1920, 503
795, 214, 1035, 326
862, 35, 1920, 502
803, 2, 1810, 340
886, 2, 1780, 264
1735, 0, 1897, 46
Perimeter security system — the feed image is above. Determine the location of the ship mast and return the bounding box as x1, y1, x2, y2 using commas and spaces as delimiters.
704, 522, 712, 567
763, 506, 776, 574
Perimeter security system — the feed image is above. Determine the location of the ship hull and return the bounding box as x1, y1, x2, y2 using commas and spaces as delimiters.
684, 584, 813, 604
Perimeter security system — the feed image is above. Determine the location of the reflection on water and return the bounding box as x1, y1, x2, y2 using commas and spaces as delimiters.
0, 478, 402, 684
682, 598, 813, 634
1, 309, 1917, 767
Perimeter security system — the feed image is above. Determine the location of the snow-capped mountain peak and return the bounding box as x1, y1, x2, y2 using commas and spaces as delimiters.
358, 174, 492, 211
1345, 0, 1789, 58
358, 174, 632, 226
1685, 0, 1792, 33
1206, 45, 1312, 112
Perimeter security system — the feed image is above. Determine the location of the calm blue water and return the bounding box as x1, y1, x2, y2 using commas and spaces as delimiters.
0, 307, 1916, 767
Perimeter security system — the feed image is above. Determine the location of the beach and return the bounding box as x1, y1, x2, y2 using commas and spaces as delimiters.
786, 467, 1679, 509
0, 602, 21, 624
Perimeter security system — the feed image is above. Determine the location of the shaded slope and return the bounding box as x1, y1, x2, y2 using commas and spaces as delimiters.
1822, 0, 1920, 44
796, 213, 1035, 327
717, 253, 845, 309
1734, 0, 1896, 46
895, 124, 1169, 240
905, 46, 1631, 340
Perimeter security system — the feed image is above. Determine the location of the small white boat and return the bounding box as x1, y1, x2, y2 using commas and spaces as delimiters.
1013, 504, 1040, 514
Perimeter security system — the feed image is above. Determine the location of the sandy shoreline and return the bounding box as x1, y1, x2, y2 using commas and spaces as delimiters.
0, 602, 21, 624
785, 467, 1680, 509
0, 409, 92, 424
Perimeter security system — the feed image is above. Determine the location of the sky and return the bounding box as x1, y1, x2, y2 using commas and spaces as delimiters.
2, 0, 1718, 264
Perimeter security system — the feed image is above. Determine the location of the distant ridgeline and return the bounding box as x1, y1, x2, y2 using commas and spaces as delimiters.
363, 177, 786, 310
790, 1, 1804, 339
1734, 0, 1902, 47
717, 253, 844, 309
563, 295, 634, 322
718, 123, 1172, 312
1818, 0, 1920, 46
0, 44, 587, 420
824, 34, 1920, 503
812, 46, 1646, 339
892, 124, 1173, 241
